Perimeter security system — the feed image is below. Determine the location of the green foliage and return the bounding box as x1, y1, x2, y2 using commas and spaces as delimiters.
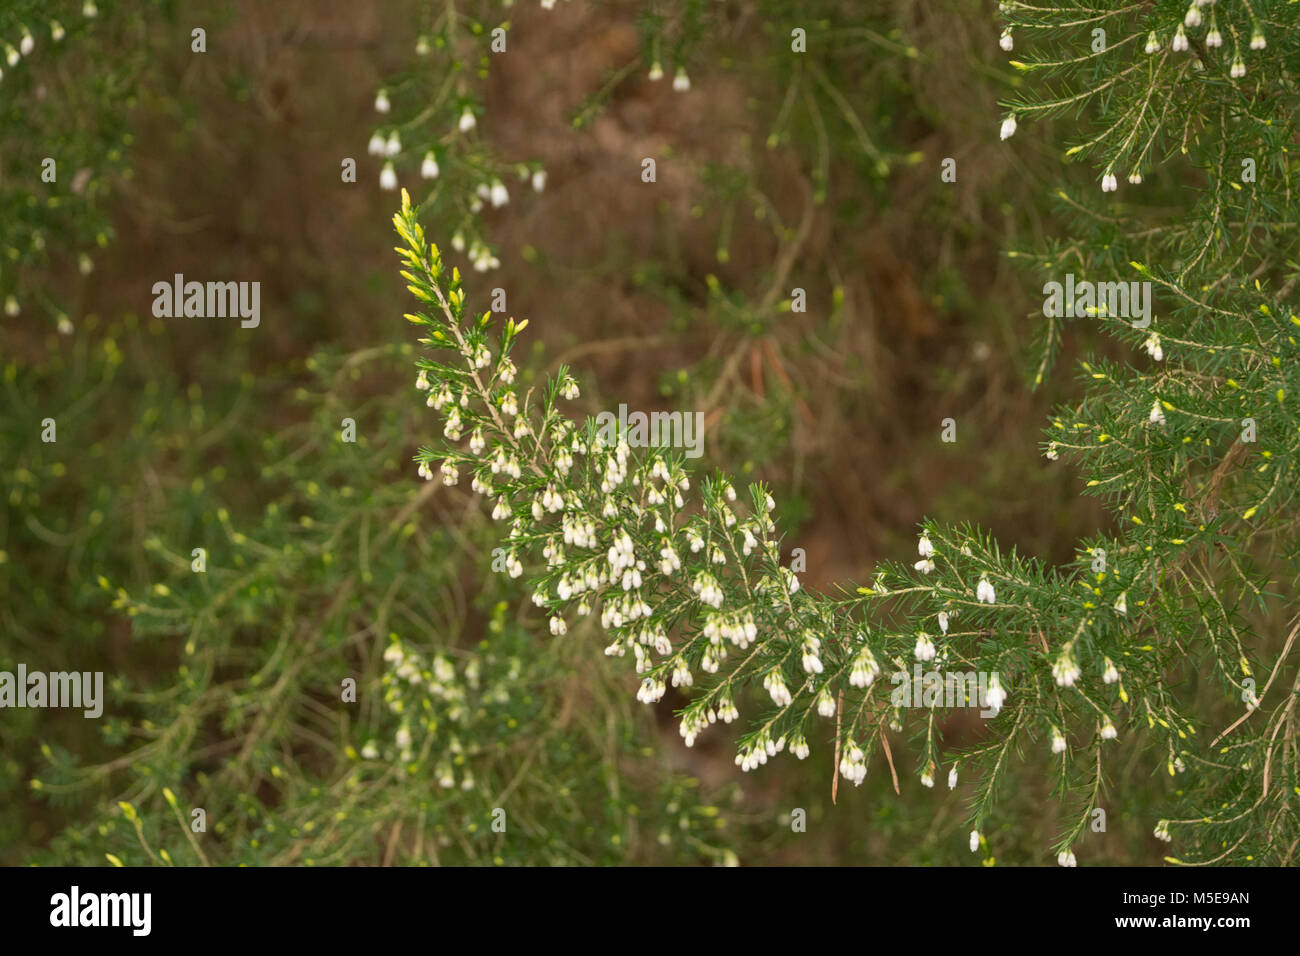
397, 0, 1300, 867
14, 331, 743, 866
0, 1, 171, 330
8, 0, 1296, 869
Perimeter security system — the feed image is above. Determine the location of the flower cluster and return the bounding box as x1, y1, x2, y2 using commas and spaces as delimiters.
363, 5, 547, 272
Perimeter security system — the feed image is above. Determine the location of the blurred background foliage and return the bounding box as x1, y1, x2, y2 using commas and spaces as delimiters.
2, 0, 1176, 864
